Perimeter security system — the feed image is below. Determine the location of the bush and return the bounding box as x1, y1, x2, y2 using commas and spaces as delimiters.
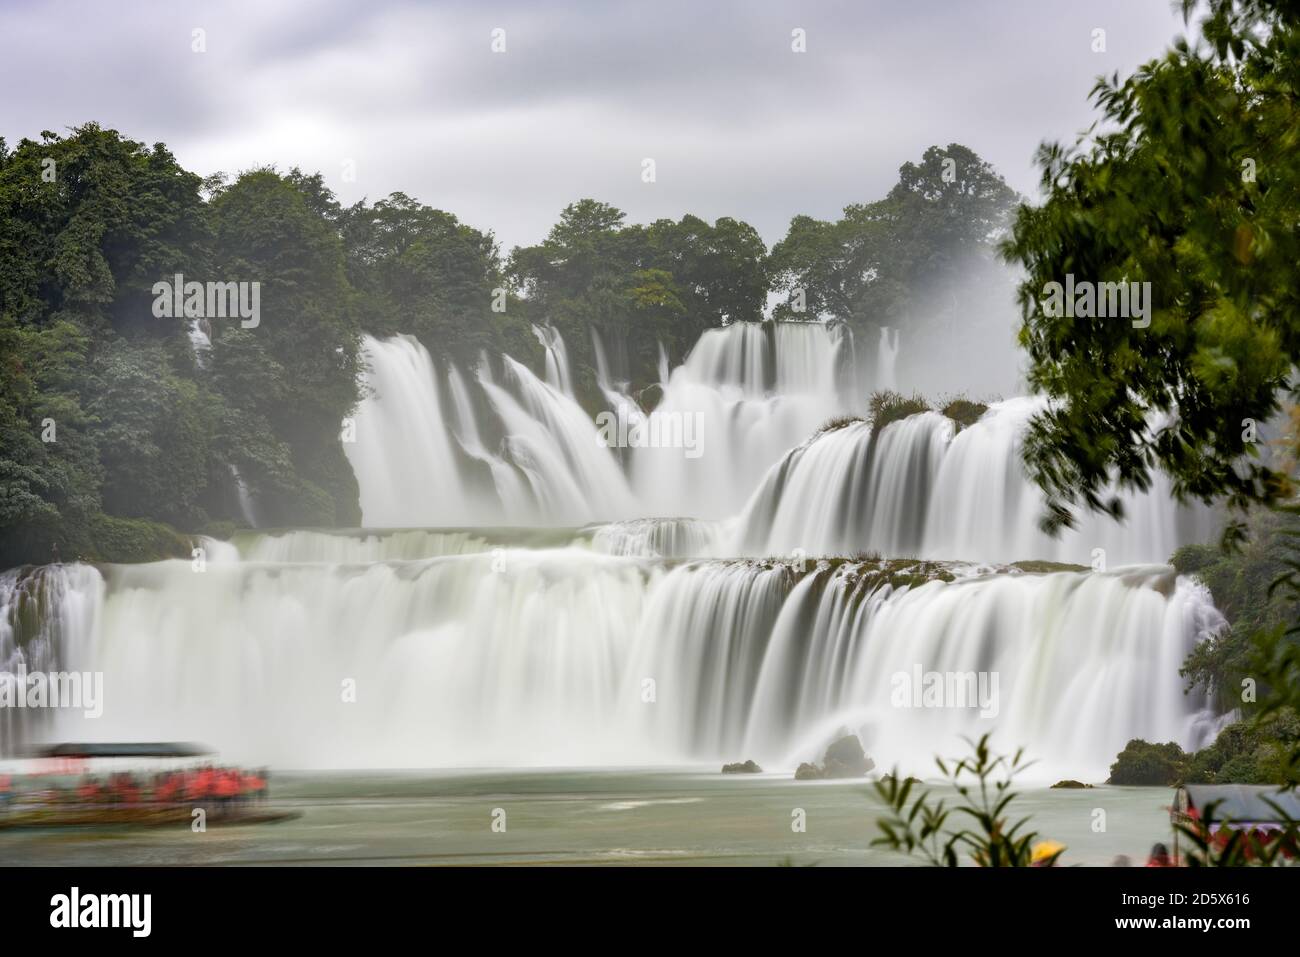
199, 519, 239, 541
1107, 739, 1187, 786
939, 396, 988, 431
868, 390, 930, 433
874, 734, 1061, 867
1175, 507, 1299, 712
1169, 542, 1219, 576
1112, 718, 1299, 788
816, 415, 865, 435
1185, 714, 1299, 785
87, 514, 192, 564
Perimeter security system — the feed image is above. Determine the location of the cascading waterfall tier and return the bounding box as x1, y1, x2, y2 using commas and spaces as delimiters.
8, 553, 1223, 780
627, 322, 859, 519
347, 322, 862, 526
734, 398, 1212, 565
345, 334, 635, 527
0, 564, 103, 755
586, 518, 729, 559
345, 326, 1203, 564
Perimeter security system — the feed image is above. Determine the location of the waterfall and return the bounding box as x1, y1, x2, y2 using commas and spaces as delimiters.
346, 335, 484, 526
625, 321, 858, 518
591, 327, 639, 420
532, 323, 573, 397
228, 464, 259, 528
628, 560, 1222, 779
587, 518, 730, 558
1, 319, 1227, 781
187, 317, 212, 369
876, 326, 899, 391
349, 322, 861, 524
484, 356, 636, 522
345, 334, 634, 526
735, 397, 1207, 565
346, 327, 1199, 561
9, 555, 1221, 779
0, 564, 102, 755
675, 321, 855, 399
232, 529, 494, 564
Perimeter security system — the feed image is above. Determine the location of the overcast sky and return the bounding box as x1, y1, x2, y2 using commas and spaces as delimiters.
1, 0, 1194, 252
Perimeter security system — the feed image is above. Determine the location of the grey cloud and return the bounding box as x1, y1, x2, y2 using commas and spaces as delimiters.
1, 0, 1191, 251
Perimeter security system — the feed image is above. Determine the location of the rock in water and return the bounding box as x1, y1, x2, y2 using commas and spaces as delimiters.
721, 760, 762, 774
1050, 779, 1093, 789
793, 735, 874, 780
822, 735, 874, 778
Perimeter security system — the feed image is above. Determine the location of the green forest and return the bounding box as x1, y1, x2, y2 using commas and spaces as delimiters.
0, 130, 1017, 567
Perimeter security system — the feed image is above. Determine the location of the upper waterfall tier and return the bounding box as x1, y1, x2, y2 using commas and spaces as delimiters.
343, 324, 1209, 563
345, 322, 860, 526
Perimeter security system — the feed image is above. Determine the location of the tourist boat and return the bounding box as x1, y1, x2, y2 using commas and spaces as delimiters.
1170, 784, 1300, 863
0, 742, 297, 830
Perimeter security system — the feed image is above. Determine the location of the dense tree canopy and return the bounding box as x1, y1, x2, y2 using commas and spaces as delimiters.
0, 129, 372, 561
339, 191, 535, 365
509, 200, 770, 403
769, 144, 1018, 331
1001, 0, 1300, 534
207, 169, 363, 526
0, 126, 209, 563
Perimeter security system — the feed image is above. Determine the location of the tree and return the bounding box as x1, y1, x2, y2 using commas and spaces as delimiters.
338, 192, 527, 365
645, 213, 769, 333
1000, 0, 1300, 533
0, 125, 217, 563
1175, 501, 1300, 710
90, 338, 213, 524
0, 314, 102, 565
0, 124, 210, 337
510, 200, 770, 404
509, 200, 651, 403
769, 144, 1017, 331
1108, 739, 1189, 785
767, 213, 863, 322
208, 169, 362, 526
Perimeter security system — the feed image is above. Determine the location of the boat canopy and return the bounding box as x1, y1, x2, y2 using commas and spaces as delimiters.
36, 742, 214, 759
1176, 784, 1300, 825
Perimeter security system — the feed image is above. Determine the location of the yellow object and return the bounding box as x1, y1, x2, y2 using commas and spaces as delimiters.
1031, 840, 1066, 864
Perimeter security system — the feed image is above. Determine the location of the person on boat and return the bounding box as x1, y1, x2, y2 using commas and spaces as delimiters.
1146, 842, 1173, 867
0, 773, 12, 812
76, 775, 102, 805
246, 769, 267, 803
236, 769, 255, 804
160, 771, 184, 805
186, 765, 216, 802
117, 772, 144, 806
214, 768, 240, 809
